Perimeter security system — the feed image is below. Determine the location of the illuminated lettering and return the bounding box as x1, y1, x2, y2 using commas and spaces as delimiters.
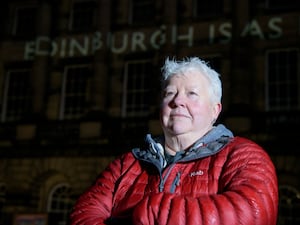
209, 25, 215, 44
268, 17, 282, 39
241, 20, 264, 39
150, 26, 166, 49
50, 39, 58, 56
171, 25, 194, 46
35, 36, 51, 56
24, 41, 35, 60
219, 22, 231, 43
110, 33, 128, 54
131, 32, 146, 51
69, 37, 89, 56
92, 31, 103, 53
59, 38, 67, 57
22, 17, 286, 60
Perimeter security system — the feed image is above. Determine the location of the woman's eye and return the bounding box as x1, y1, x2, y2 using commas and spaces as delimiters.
164, 91, 174, 97
188, 91, 198, 96
163, 88, 175, 96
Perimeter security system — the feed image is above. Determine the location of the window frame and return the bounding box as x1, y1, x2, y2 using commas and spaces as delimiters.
265, 48, 300, 111
47, 183, 74, 225
1, 68, 32, 122
122, 59, 152, 118
59, 64, 91, 120
12, 4, 37, 38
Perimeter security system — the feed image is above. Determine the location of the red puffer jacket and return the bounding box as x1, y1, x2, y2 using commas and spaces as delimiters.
70, 125, 278, 225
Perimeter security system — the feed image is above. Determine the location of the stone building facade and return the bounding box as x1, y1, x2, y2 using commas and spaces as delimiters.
0, 0, 299, 224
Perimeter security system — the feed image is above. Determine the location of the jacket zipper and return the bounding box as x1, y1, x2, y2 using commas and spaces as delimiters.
170, 172, 181, 193
159, 164, 178, 192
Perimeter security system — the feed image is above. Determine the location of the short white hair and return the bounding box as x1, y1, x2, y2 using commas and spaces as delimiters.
161, 57, 222, 104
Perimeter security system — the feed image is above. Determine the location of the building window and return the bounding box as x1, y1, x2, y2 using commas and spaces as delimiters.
47, 183, 74, 225
278, 185, 300, 224
266, 49, 299, 111
193, 0, 223, 18
129, 0, 155, 25
12, 5, 37, 38
1, 69, 32, 122
60, 64, 91, 120
70, 0, 97, 32
122, 60, 152, 117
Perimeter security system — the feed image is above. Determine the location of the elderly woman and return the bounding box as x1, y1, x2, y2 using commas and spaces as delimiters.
70, 57, 278, 225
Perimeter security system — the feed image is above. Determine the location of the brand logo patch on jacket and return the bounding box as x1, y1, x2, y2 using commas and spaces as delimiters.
190, 170, 204, 177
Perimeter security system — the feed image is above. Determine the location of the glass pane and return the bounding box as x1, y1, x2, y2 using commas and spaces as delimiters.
5, 70, 32, 121
63, 65, 91, 119
124, 60, 152, 116
266, 50, 299, 111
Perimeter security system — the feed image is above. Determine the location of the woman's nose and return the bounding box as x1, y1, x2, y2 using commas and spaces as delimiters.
171, 93, 185, 107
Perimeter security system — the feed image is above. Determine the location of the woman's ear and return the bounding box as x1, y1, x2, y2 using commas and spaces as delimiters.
213, 103, 222, 122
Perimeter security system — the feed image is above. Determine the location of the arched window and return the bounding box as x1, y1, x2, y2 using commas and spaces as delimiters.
47, 183, 74, 225
278, 185, 300, 224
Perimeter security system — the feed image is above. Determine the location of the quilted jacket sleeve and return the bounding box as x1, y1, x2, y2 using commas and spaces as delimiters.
70, 154, 134, 225
132, 138, 278, 225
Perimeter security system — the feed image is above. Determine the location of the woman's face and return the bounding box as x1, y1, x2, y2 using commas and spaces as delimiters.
160, 70, 221, 140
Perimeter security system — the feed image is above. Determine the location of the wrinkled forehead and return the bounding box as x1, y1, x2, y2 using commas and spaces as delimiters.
162, 68, 207, 87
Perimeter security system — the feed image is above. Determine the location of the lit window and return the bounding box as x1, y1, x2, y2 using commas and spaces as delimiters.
266, 49, 299, 111
47, 183, 74, 225
122, 60, 152, 117
60, 64, 91, 120
1, 69, 32, 122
